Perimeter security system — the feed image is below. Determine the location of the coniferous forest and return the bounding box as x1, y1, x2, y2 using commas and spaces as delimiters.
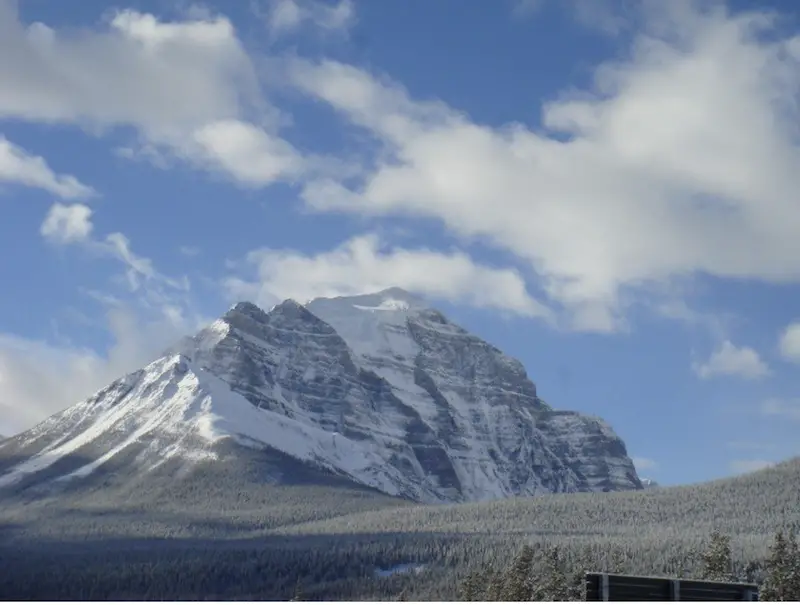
1, 454, 799, 600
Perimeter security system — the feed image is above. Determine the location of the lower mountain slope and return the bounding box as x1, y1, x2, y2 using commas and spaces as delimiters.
0, 454, 796, 600
272, 455, 800, 557
0, 352, 410, 539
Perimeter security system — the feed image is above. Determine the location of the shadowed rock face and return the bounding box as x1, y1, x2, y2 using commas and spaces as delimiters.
0, 288, 641, 505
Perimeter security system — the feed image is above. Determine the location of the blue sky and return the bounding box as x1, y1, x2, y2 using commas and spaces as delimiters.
2, 0, 800, 487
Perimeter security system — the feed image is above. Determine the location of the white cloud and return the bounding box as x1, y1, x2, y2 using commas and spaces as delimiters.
39, 201, 186, 296
189, 119, 304, 186
288, 3, 800, 332
266, 0, 355, 37
0, 3, 301, 187
225, 233, 553, 319
729, 459, 775, 474
692, 340, 770, 379
760, 398, 800, 421
3, 202, 205, 435
631, 456, 657, 471
0, 304, 203, 436
0, 136, 94, 199
100, 231, 189, 294
40, 202, 94, 243
778, 321, 800, 363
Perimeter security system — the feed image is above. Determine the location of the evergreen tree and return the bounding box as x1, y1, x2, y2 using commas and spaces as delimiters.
609, 546, 626, 574
566, 569, 586, 602
788, 529, 800, 600
761, 529, 800, 601
700, 531, 732, 582
290, 578, 304, 602
485, 567, 504, 601
458, 571, 483, 601
501, 545, 535, 601
531, 546, 570, 601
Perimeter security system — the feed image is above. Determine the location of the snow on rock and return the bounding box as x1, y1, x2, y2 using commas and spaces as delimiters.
0, 288, 642, 502
307, 288, 641, 499
374, 562, 427, 578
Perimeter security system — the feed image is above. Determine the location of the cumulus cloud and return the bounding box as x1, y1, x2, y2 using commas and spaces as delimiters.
40, 202, 94, 243
0, 136, 94, 199
189, 119, 305, 186
778, 321, 800, 363
0, 2, 301, 187
266, 0, 355, 37
692, 340, 770, 379
288, 3, 800, 331
729, 459, 775, 474
225, 233, 553, 318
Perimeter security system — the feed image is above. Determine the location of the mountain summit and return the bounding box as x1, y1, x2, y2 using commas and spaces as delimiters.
0, 289, 641, 503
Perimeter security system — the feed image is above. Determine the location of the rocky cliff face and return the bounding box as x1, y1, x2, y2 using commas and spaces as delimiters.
306, 289, 641, 499
0, 288, 641, 503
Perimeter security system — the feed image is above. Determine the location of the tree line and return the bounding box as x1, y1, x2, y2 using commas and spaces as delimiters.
455, 528, 800, 601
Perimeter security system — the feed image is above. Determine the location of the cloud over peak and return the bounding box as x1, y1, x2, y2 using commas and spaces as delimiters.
225, 233, 552, 319
287, 4, 800, 331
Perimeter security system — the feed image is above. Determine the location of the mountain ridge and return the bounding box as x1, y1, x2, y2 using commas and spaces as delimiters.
0, 288, 641, 504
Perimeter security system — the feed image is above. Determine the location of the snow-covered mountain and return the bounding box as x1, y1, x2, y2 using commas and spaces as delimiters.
0, 288, 641, 504
641, 478, 660, 489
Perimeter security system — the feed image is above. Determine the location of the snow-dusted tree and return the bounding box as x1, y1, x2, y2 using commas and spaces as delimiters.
458, 571, 483, 601
501, 545, 535, 601
531, 546, 571, 601
485, 567, 504, 601
760, 529, 800, 601
701, 531, 733, 582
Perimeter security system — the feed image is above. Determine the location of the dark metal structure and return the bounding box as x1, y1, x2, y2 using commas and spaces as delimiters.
585, 572, 759, 601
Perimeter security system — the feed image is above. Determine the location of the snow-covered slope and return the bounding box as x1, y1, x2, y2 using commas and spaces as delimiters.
0, 288, 641, 503
307, 289, 641, 498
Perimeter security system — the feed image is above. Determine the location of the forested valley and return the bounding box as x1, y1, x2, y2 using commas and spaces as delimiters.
1, 455, 799, 600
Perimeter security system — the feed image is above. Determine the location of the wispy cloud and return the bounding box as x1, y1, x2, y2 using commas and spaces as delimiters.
760, 398, 800, 421
631, 456, 658, 471
264, 0, 355, 37
0, 136, 94, 199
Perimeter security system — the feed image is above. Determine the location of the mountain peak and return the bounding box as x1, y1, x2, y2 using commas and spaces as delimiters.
225, 301, 269, 323
0, 285, 641, 504
307, 287, 429, 314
